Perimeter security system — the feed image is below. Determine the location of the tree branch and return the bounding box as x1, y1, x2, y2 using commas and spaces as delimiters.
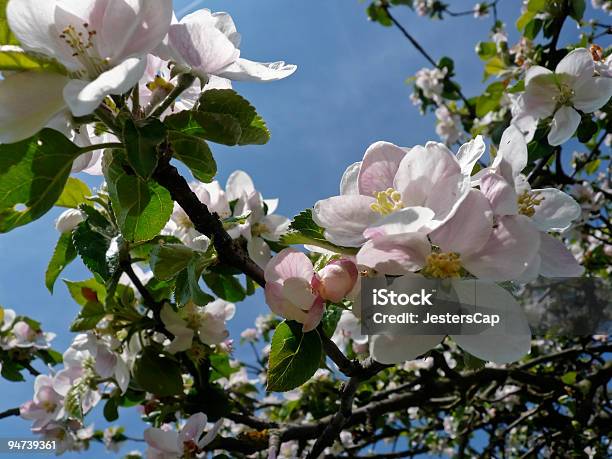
0, 407, 20, 420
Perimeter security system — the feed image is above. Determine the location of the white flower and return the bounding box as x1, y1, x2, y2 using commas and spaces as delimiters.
155, 9, 296, 83
435, 106, 463, 145
1, 0, 173, 143
520, 48, 612, 145
414, 67, 447, 102
20, 375, 65, 432
144, 413, 222, 459
1, 321, 55, 350
55, 209, 85, 233
591, 0, 612, 13
160, 300, 235, 353
0, 307, 16, 332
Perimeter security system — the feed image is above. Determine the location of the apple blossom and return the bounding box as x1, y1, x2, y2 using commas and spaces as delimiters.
155, 9, 296, 83
519, 48, 612, 145
160, 300, 235, 354
264, 248, 359, 331
144, 412, 222, 459
313, 137, 485, 247
435, 105, 463, 145
55, 208, 85, 234
1, 0, 173, 142
331, 310, 368, 354
20, 375, 65, 432
413, 66, 447, 103
1, 321, 56, 350
0, 307, 16, 332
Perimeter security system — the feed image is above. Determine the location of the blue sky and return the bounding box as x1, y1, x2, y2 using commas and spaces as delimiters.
0, 0, 609, 456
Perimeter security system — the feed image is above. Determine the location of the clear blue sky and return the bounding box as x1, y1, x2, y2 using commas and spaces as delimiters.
0, 0, 608, 456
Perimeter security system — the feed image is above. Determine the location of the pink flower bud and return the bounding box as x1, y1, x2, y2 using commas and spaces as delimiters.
313, 259, 358, 303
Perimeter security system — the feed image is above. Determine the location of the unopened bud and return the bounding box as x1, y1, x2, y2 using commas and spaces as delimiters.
313, 259, 358, 303
55, 209, 84, 233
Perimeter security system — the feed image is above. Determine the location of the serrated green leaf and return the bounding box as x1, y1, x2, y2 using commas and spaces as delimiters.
72, 220, 112, 280
203, 271, 246, 302
476, 42, 497, 60
70, 301, 106, 332
64, 278, 107, 306
45, 232, 77, 293
0, 129, 81, 232
321, 305, 343, 338
56, 178, 92, 209
149, 243, 196, 280
123, 118, 165, 179
104, 153, 173, 243
168, 131, 217, 183
267, 321, 322, 392
484, 57, 507, 78
133, 348, 184, 396
175, 256, 215, 306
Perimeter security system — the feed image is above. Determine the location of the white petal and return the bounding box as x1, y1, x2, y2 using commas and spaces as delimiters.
572, 76, 612, 113
539, 233, 584, 277
340, 162, 361, 195
358, 142, 408, 197
98, 0, 173, 61
479, 172, 518, 216
555, 48, 594, 81
0, 72, 68, 143
369, 335, 444, 364
312, 195, 379, 247
247, 237, 272, 269
63, 57, 146, 117
547, 106, 581, 146
198, 419, 223, 448
260, 215, 291, 241
226, 170, 255, 202
217, 58, 297, 82
531, 188, 581, 232
523, 72, 558, 118
494, 125, 528, 180
456, 135, 485, 177
363, 206, 435, 238
356, 233, 431, 276
450, 281, 531, 364
6, 0, 61, 58
524, 65, 552, 86
144, 428, 181, 454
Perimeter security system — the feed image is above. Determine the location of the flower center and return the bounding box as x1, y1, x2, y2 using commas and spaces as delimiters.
517, 191, 544, 217
251, 222, 269, 237
146, 75, 175, 93
41, 400, 57, 413
59, 23, 107, 79
370, 188, 404, 216
555, 82, 575, 106
421, 252, 462, 279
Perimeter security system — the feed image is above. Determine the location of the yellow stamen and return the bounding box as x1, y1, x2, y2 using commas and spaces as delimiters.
146, 75, 175, 93
422, 252, 462, 279
517, 191, 544, 217
370, 188, 404, 216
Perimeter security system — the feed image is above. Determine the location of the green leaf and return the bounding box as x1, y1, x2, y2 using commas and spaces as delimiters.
267, 320, 322, 392
437, 56, 454, 74
0, 1, 18, 45
561, 371, 577, 385
72, 220, 112, 280
45, 232, 77, 293
523, 19, 542, 40
197, 89, 270, 146
527, 0, 547, 12
203, 272, 246, 302
64, 278, 107, 306
569, 0, 585, 21
1, 361, 25, 382
475, 82, 505, 117
321, 305, 343, 338
123, 118, 165, 179
168, 131, 217, 183
508, 80, 525, 94
483, 57, 507, 78
0, 46, 66, 73
56, 178, 92, 208
70, 301, 106, 332
0, 129, 81, 232
149, 243, 196, 280
367, 4, 392, 26
209, 353, 240, 382
462, 353, 486, 370
280, 209, 357, 255
476, 42, 497, 60
104, 153, 173, 243
103, 397, 119, 422
516, 10, 536, 31
584, 159, 601, 175
133, 348, 184, 396
576, 117, 598, 143
175, 256, 215, 306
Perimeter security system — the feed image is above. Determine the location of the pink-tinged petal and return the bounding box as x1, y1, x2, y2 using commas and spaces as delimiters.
494, 125, 528, 180
314, 259, 358, 303
480, 172, 518, 216
302, 298, 325, 332
523, 73, 558, 118
548, 106, 581, 146
225, 170, 255, 202
282, 277, 316, 310
264, 282, 309, 323
394, 142, 460, 207
63, 57, 146, 116
524, 65, 553, 86
0, 72, 69, 143
144, 428, 181, 454
217, 58, 297, 82
98, 0, 173, 61
431, 189, 494, 256
6, 0, 61, 59
531, 188, 581, 232
357, 233, 431, 276
167, 21, 239, 77
572, 76, 612, 113
515, 253, 541, 283
363, 207, 435, 239
264, 248, 314, 284
113, 358, 130, 393
312, 195, 378, 247
357, 141, 408, 197
539, 233, 584, 277
340, 162, 361, 195
198, 419, 223, 448
450, 281, 531, 364
247, 237, 272, 269
555, 48, 594, 81
179, 412, 207, 445
369, 335, 444, 364
423, 172, 467, 223
462, 215, 540, 281
456, 135, 485, 177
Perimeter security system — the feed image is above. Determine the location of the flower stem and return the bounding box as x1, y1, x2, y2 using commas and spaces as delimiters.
150, 73, 197, 119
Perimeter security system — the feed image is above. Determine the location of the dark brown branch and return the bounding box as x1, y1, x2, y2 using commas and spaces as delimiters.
0, 407, 20, 420
153, 158, 266, 287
